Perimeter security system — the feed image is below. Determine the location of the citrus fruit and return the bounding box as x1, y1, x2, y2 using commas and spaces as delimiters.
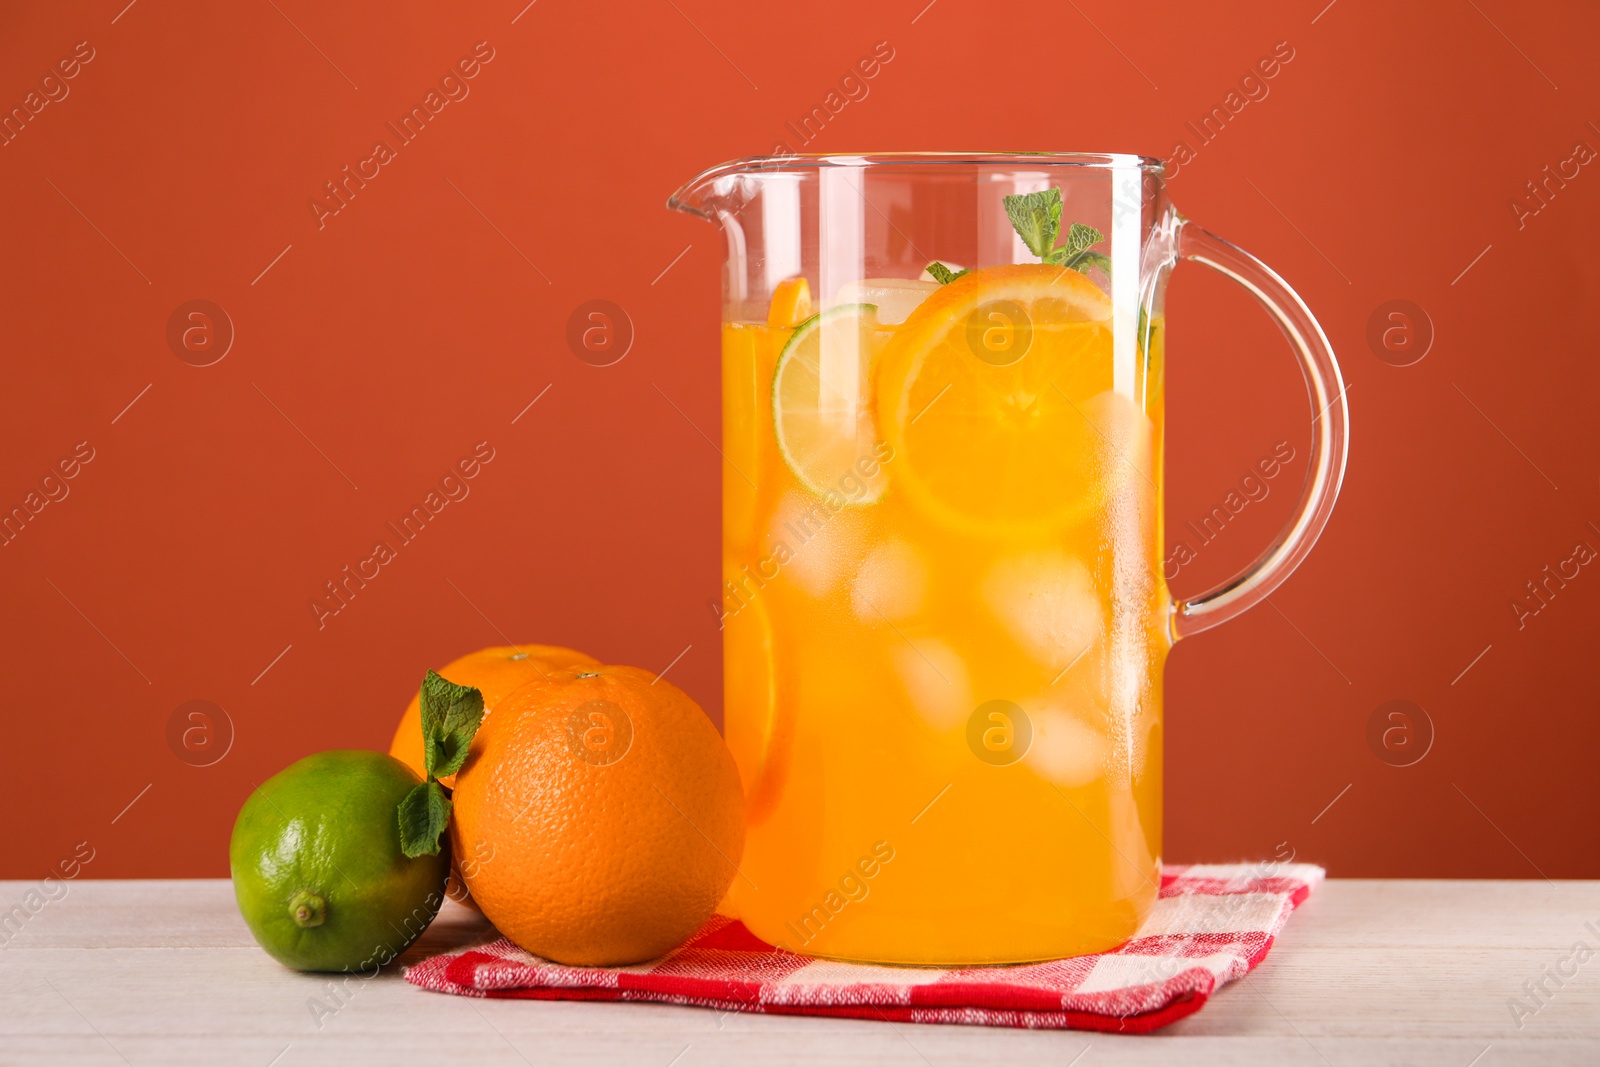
721, 583, 788, 827
772, 304, 891, 503
389, 644, 597, 787
767, 275, 813, 326
230, 750, 448, 972
874, 263, 1131, 537
451, 663, 745, 966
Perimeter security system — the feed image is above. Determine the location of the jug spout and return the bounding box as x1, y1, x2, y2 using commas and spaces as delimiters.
667, 157, 770, 220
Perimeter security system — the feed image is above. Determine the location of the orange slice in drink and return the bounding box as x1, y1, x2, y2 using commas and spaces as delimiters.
721, 585, 790, 826
874, 264, 1131, 537
767, 276, 813, 326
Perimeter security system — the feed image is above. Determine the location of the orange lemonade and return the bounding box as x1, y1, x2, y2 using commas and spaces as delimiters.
719, 261, 1170, 964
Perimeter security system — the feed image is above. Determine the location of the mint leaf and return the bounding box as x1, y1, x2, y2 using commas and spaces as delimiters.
1002, 188, 1062, 259
1061, 221, 1104, 259
925, 261, 969, 285
429, 731, 475, 780
1045, 226, 1107, 268
398, 780, 452, 857
418, 670, 484, 779
1051, 249, 1112, 277
1074, 250, 1112, 273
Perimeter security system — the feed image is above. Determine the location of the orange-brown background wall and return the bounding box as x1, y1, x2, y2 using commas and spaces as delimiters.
2, 1, 1596, 880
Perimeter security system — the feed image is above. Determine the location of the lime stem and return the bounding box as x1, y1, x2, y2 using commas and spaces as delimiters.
289, 890, 327, 928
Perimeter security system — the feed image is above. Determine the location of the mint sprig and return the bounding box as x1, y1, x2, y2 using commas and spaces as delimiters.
927, 187, 1109, 284
1004, 187, 1064, 259
398, 670, 485, 858
925, 187, 1155, 366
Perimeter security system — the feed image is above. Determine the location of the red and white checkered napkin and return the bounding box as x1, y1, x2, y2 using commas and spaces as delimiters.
406, 863, 1323, 1033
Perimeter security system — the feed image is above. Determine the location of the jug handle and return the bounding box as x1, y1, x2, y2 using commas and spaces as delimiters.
1169, 220, 1350, 640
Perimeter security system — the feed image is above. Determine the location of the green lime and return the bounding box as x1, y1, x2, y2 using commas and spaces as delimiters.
230, 750, 449, 972
772, 303, 891, 503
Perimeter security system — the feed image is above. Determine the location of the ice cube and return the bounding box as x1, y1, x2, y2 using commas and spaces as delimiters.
983, 551, 1104, 668
894, 638, 970, 732
765, 491, 866, 598
832, 278, 941, 326
1025, 708, 1108, 788
850, 539, 926, 622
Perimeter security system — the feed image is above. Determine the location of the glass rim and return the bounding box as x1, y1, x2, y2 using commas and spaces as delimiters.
739, 151, 1165, 171
670, 152, 1165, 216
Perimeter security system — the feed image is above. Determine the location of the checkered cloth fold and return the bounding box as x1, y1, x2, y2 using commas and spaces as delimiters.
405, 863, 1322, 1032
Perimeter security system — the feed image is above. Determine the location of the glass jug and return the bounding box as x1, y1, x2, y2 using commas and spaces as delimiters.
668, 153, 1348, 966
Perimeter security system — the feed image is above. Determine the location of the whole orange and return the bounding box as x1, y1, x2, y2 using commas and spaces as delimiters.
451, 663, 745, 966
388, 644, 598, 787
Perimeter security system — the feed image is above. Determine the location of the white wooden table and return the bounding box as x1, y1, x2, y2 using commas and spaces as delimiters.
2, 879, 1596, 1065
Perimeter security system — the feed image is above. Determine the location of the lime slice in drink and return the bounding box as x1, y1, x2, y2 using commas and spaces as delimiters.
771, 304, 890, 504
